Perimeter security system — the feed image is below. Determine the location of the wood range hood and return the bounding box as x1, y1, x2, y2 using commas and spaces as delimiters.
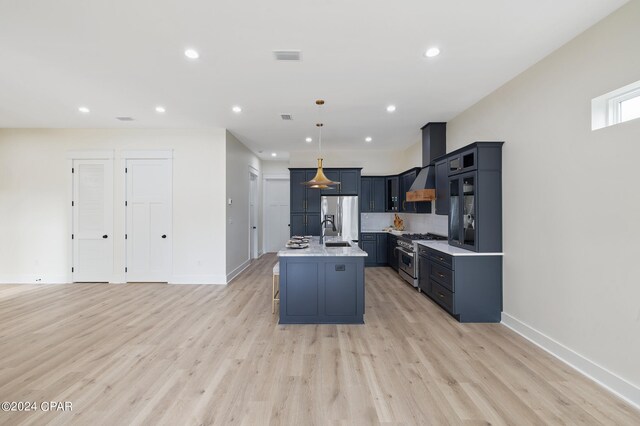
406, 122, 446, 203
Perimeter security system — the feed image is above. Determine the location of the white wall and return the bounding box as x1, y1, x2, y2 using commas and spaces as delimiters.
225, 131, 262, 281
0, 128, 227, 284
289, 149, 406, 175
261, 160, 290, 176
447, 1, 640, 403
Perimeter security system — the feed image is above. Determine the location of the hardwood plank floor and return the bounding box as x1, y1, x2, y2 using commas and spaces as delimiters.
0, 254, 638, 425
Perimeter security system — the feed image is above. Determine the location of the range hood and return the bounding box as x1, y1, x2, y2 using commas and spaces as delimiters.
406, 122, 446, 203
406, 166, 436, 202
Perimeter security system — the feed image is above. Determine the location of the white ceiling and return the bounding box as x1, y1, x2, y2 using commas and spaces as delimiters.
0, 0, 627, 159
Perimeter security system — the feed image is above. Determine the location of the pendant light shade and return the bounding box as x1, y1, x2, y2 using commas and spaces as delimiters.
303, 100, 340, 189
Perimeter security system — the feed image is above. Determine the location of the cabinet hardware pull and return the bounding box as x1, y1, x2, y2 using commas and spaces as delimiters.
438, 257, 444, 261
438, 293, 444, 298
437, 273, 444, 278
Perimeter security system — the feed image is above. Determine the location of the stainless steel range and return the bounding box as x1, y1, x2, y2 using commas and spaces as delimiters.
395, 233, 447, 289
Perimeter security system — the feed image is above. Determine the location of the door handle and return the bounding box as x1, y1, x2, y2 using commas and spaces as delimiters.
252, 227, 257, 229
161, 235, 167, 239
102, 235, 108, 239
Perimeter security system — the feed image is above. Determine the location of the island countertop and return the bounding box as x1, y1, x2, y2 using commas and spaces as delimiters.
278, 236, 368, 257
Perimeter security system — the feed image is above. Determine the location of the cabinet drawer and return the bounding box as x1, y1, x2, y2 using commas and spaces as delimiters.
431, 281, 454, 314
429, 261, 454, 292
427, 249, 453, 269
361, 233, 376, 241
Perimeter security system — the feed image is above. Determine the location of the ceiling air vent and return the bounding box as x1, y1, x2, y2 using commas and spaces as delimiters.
273, 50, 301, 61
280, 113, 293, 121
116, 116, 135, 121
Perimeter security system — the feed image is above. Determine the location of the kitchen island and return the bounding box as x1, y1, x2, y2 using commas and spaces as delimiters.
277, 237, 367, 324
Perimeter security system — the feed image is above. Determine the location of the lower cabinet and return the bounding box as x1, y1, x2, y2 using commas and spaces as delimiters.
360, 233, 389, 266
417, 244, 503, 323
388, 234, 399, 271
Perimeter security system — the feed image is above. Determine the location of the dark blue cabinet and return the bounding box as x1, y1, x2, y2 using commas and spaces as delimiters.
320, 170, 340, 195
376, 233, 388, 264
360, 232, 388, 266
446, 142, 503, 252
339, 170, 359, 195
290, 213, 306, 236
290, 171, 306, 213
360, 240, 377, 266
435, 159, 449, 215
361, 178, 372, 213
290, 168, 361, 236
361, 177, 385, 212
386, 176, 399, 212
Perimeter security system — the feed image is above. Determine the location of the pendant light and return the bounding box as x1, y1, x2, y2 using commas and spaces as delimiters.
303, 100, 340, 189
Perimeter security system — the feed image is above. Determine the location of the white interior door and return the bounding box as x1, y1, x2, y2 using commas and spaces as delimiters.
250, 172, 258, 259
126, 159, 172, 282
264, 178, 290, 252
72, 159, 114, 282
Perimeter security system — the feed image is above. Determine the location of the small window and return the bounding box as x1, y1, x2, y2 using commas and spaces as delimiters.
592, 80, 640, 130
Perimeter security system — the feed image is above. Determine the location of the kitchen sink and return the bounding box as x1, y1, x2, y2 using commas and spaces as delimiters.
325, 241, 351, 247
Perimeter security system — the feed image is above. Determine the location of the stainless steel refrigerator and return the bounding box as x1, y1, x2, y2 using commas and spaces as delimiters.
320, 196, 359, 242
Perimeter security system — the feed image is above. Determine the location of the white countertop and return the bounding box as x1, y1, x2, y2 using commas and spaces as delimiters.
278, 236, 368, 257
361, 229, 406, 235
416, 240, 504, 256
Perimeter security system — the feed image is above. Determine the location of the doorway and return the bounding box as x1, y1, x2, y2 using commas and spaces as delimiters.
249, 169, 259, 260
71, 158, 114, 282
263, 176, 290, 252
125, 158, 172, 282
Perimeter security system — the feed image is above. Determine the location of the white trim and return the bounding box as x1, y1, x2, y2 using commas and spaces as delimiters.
501, 312, 640, 410
226, 259, 251, 283
170, 274, 227, 285
119, 150, 173, 159
0, 275, 70, 284
66, 150, 115, 160
263, 173, 290, 180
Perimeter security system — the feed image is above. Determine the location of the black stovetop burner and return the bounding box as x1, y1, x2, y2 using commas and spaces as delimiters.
401, 233, 447, 241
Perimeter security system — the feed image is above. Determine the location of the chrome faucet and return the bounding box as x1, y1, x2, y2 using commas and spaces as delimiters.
319, 217, 337, 244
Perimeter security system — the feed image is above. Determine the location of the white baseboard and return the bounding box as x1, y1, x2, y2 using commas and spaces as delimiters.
226, 259, 251, 283
170, 274, 227, 285
0, 275, 70, 284
501, 312, 640, 410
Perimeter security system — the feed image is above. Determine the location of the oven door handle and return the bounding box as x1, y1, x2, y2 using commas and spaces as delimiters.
395, 246, 414, 257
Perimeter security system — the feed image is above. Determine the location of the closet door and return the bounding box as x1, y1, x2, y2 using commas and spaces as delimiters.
72, 159, 114, 282
126, 159, 172, 282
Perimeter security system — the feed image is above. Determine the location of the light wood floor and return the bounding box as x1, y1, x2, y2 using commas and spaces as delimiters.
0, 254, 638, 425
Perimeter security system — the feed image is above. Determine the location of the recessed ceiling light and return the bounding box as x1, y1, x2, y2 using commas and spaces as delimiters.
78, 106, 90, 114
425, 47, 440, 58
386, 105, 396, 113
271, 152, 277, 157
232, 106, 242, 113
305, 137, 312, 143
184, 49, 199, 59
365, 137, 372, 142
155, 106, 166, 113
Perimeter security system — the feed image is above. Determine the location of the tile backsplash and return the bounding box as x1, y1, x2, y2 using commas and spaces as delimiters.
361, 212, 448, 236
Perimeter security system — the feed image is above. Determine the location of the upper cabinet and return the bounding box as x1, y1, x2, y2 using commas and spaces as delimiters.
447, 142, 503, 252
448, 147, 477, 176
435, 159, 449, 215
385, 176, 399, 212
290, 168, 362, 236
320, 169, 360, 196
360, 176, 385, 212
